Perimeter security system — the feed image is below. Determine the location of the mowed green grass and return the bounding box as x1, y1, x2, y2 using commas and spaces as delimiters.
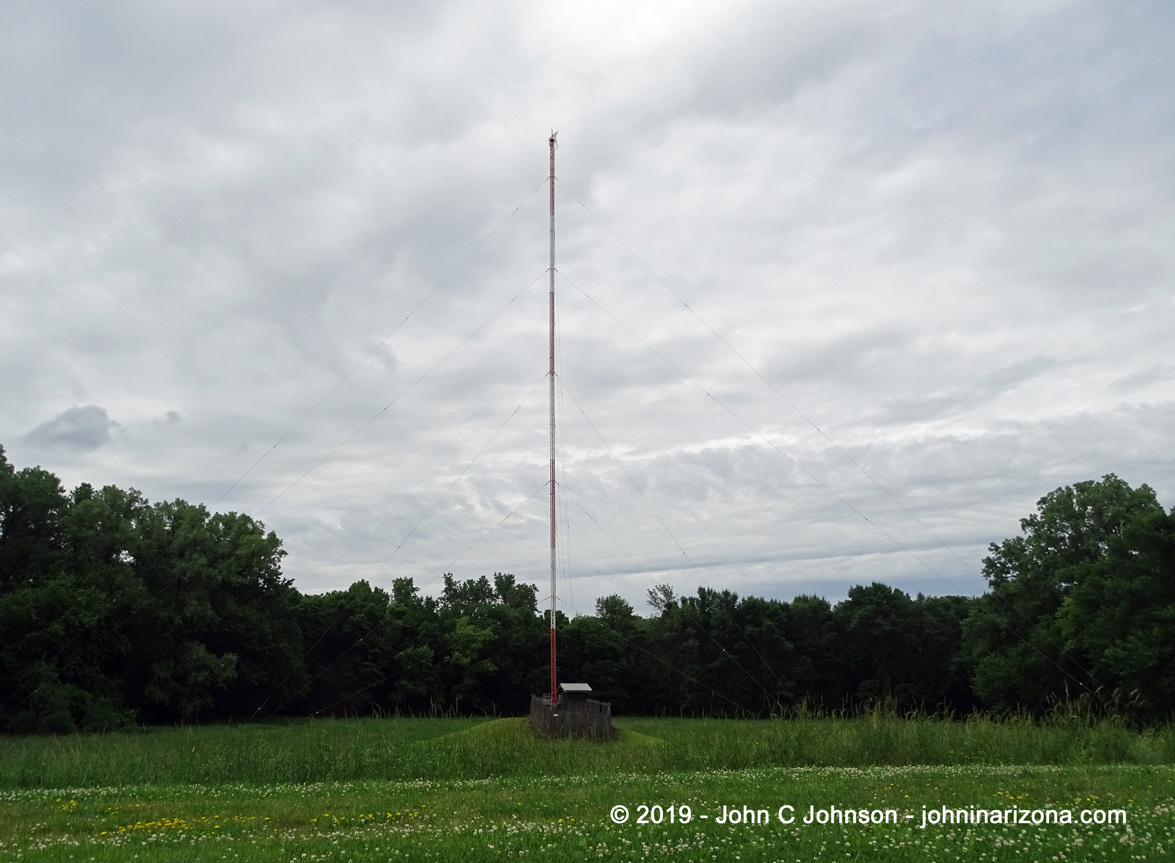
1, 717, 1172, 861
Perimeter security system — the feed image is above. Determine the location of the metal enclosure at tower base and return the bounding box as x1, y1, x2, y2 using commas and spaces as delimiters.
528, 683, 615, 739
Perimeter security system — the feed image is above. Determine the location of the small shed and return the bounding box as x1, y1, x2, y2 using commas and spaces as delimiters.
559, 682, 593, 708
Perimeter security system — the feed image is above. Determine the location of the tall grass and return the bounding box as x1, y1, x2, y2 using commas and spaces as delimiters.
1, 712, 1171, 789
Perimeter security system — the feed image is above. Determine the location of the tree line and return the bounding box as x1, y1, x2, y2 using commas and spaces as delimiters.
2, 444, 1172, 733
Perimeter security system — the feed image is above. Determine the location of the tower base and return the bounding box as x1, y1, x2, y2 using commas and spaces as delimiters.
528, 693, 615, 740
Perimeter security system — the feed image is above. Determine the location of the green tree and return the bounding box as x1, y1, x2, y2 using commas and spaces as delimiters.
388, 577, 444, 713
963, 474, 1169, 714
128, 500, 302, 722
0, 472, 142, 732
836, 583, 916, 703
1, 447, 303, 731
0, 446, 69, 589
1056, 496, 1175, 717
909, 594, 977, 712
295, 580, 397, 717
559, 614, 631, 710
782, 594, 845, 708
437, 573, 545, 714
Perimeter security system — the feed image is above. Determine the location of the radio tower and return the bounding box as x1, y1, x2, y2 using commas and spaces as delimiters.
548, 131, 558, 705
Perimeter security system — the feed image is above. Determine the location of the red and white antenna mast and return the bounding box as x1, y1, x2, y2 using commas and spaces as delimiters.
548, 130, 558, 705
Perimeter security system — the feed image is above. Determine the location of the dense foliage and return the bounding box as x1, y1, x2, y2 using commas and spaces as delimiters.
2, 445, 1172, 732
965, 475, 1175, 716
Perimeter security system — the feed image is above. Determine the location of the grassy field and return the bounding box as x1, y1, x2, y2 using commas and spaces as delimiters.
3, 713, 1172, 788
1, 716, 1171, 861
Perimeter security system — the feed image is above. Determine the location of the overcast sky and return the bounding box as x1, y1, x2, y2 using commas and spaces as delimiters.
2, 0, 1172, 614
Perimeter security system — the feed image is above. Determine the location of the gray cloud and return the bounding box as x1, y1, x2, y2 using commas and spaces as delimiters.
1109, 364, 1175, 394
876, 357, 1058, 424
23, 405, 120, 452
